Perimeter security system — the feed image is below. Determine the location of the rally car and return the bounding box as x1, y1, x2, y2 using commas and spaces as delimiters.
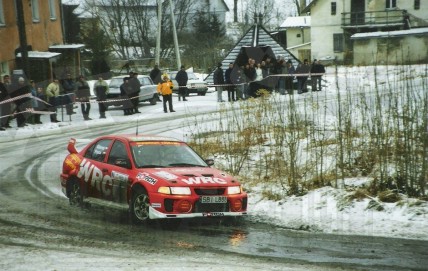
60, 134, 247, 224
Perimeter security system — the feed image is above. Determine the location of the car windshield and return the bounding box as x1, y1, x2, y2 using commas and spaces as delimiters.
131, 141, 207, 168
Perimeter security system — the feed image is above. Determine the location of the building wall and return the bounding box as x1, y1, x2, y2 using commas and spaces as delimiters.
309, 0, 348, 62
353, 35, 428, 65
286, 27, 311, 48
0, 0, 63, 76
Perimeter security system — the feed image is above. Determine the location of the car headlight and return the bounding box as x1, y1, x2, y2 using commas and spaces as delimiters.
227, 186, 241, 195
158, 186, 191, 195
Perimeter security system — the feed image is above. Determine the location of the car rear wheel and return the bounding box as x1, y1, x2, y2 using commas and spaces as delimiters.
130, 187, 150, 224
68, 180, 83, 207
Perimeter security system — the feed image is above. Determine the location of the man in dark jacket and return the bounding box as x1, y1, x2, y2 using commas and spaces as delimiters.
175, 65, 188, 101
1, 75, 12, 129
296, 59, 310, 94
0, 79, 8, 130
310, 59, 326, 91
213, 63, 225, 102
128, 72, 141, 113
150, 64, 162, 84
225, 63, 235, 102
61, 73, 76, 115
11, 77, 32, 127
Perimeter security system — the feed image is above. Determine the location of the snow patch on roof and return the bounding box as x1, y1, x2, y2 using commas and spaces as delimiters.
280, 16, 311, 29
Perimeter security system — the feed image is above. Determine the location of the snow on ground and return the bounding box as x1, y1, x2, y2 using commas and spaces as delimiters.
1, 65, 427, 242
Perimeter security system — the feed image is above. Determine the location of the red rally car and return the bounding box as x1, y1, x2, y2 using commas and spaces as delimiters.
60, 134, 248, 223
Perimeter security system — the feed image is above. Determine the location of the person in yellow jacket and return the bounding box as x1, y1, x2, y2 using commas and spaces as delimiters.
157, 74, 175, 113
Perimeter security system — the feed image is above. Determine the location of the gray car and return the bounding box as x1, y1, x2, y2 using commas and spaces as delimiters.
106, 75, 159, 108
168, 71, 208, 96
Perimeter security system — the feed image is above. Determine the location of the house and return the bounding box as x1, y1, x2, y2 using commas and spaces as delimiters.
278, 16, 311, 61
302, 0, 428, 65
0, 0, 85, 85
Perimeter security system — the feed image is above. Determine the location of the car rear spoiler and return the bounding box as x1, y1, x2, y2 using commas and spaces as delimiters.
67, 138, 78, 154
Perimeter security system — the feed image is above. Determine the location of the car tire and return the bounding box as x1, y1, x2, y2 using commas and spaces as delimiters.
199, 91, 207, 96
130, 187, 150, 224
68, 180, 83, 207
150, 95, 157, 105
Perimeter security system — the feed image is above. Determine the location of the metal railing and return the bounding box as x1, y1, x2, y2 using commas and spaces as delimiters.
341, 9, 406, 28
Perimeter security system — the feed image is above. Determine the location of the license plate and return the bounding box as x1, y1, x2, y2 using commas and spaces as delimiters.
200, 196, 227, 204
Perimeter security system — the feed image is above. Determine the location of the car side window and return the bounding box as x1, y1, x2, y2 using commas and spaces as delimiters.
84, 139, 112, 162
107, 140, 128, 166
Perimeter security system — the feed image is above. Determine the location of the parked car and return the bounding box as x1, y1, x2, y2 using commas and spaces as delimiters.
106, 75, 158, 108
168, 71, 208, 96
60, 134, 248, 224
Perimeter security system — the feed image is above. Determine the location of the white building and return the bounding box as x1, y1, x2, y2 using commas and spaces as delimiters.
302, 0, 428, 64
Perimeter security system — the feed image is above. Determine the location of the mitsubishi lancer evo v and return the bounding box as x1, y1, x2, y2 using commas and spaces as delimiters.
60, 134, 248, 224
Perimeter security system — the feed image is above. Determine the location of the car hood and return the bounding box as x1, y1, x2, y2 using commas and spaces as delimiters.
137, 167, 238, 187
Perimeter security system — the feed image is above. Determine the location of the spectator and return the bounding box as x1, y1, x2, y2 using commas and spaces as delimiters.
61, 73, 76, 115
128, 72, 141, 114
30, 82, 46, 124
225, 63, 236, 102
175, 65, 188, 101
284, 60, 295, 95
11, 76, 32, 127
46, 78, 61, 123
157, 74, 175, 113
0, 77, 8, 130
213, 63, 225, 102
94, 76, 109, 118
120, 77, 133, 116
310, 59, 326, 92
295, 59, 310, 94
76, 75, 92, 120
231, 65, 244, 100
1, 75, 12, 129
150, 64, 162, 84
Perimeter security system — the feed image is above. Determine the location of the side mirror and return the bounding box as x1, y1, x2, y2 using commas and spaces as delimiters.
205, 159, 214, 166
115, 158, 131, 169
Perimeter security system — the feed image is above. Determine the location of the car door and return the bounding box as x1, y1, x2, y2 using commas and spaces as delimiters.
82, 139, 113, 199
138, 76, 155, 101
105, 140, 132, 203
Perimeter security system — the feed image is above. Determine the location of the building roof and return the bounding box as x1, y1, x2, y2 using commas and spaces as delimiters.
351, 27, 428, 39
16, 51, 61, 59
279, 16, 311, 29
49, 44, 85, 50
204, 23, 300, 83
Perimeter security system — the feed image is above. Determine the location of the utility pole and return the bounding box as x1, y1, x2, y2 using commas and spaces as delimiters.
155, 0, 162, 65
16, 0, 30, 78
168, 0, 181, 69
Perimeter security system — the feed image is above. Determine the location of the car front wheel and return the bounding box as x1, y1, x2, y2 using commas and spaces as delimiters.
68, 180, 83, 207
130, 187, 150, 223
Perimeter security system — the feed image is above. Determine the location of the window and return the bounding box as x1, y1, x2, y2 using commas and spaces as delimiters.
84, 139, 112, 162
331, 2, 337, 15
48, 0, 56, 20
414, 0, 420, 10
31, 0, 40, 22
386, 0, 397, 9
333, 33, 344, 52
107, 141, 128, 166
0, 0, 5, 25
